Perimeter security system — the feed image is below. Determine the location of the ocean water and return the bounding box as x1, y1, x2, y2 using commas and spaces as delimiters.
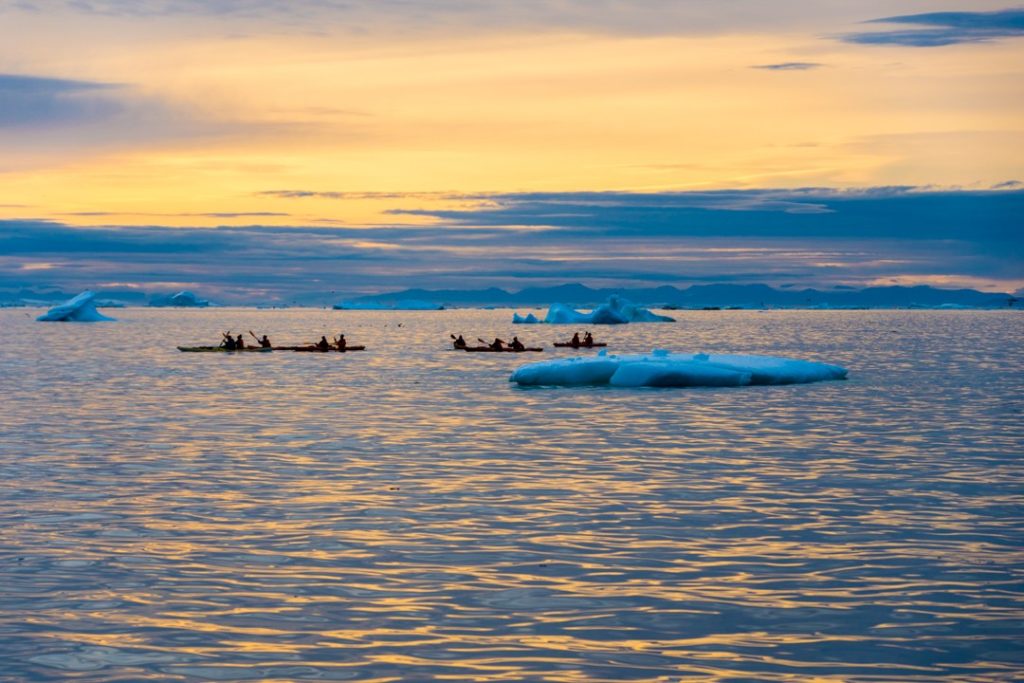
0, 308, 1021, 682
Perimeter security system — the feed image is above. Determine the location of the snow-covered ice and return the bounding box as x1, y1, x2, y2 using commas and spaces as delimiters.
150, 291, 210, 307
510, 349, 847, 387
515, 296, 674, 324
334, 299, 444, 311
37, 291, 116, 322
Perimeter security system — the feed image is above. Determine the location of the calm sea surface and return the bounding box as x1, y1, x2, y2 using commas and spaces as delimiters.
1, 308, 1022, 682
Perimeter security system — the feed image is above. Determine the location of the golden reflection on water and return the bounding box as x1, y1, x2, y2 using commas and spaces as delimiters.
0, 309, 1022, 681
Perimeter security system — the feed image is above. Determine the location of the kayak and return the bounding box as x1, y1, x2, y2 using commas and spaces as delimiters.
464, 346, 543, 353
178, 346, 272, 353
285, 345, 366, 353
553, 342, 607, 348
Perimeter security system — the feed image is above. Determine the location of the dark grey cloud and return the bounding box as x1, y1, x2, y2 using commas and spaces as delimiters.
840, 8, 1024, 47
387, 188, 1022, 247
751, 62, 824, 71
2, 187, 1021, 302
0, 74, 121, 127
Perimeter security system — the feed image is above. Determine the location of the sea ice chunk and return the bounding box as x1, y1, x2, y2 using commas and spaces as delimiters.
509, 355, 622, 386
149, 290, 210, 307
37, 291, 116, 322
512, 312, 541, 324
541, 295, 674, 325
510, 351, 847, 388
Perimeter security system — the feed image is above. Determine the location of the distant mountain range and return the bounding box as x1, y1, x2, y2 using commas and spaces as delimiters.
2, 283, 1019, 309
350, 283, 1020, 309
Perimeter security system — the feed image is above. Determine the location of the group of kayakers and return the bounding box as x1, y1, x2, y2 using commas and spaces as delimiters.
451, 331, 599, 351
451, 334, 526, 351
568, 331, 595, 347
316, 334, 348, 351
219, 331, 350, 351
216, 329, 597, 353
220, 331, 271, 350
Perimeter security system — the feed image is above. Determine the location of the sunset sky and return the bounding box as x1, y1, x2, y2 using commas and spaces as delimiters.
1, 1, 1021, 302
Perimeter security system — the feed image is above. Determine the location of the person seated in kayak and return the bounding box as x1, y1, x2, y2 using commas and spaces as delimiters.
583, 331, 594, 346
235, 333, 245, 349
510, 336, 525, 351
257, 334, 271, 348
570, 332, 581, 347
453, 335, 467, 350
317, 336, 330, 351
334, 334, 347, 351
490, 337, 505, 351
221, 332, 236, 350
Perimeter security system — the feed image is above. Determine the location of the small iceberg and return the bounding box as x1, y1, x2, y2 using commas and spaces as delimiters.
513, 312, 541, 324
334, 299, 444, 311
37, 291, 116, 322
149, 290, 210, 307
510, 349, 847, 387
519, 295, 674, 325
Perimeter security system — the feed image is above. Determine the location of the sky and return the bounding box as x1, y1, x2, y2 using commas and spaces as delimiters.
0, 1, 1021, 302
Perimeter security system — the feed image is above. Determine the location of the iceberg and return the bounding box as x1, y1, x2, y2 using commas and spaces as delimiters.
510, 349, 847, 388
535, 296, 674, 325
512, 312, 541, 324
37, 291, 116, 322
334, 299, 444, 310
149, 290, 210, 307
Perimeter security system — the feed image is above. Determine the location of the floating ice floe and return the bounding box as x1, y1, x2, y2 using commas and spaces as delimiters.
512, 312, 541, 324
510, 349, 847, 387
37, 291, 116, 322
515, 295, 674, 325
334, 299, 444, 310
149, 290, 210, 307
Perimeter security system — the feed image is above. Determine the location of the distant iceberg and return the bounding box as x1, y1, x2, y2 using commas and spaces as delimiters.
334, 299, 444, 311
510, 349, 847, 387
512, 312, 541, 324
37, 291, 116, 322
149, 290, 210, 307
515, 296, 674, 324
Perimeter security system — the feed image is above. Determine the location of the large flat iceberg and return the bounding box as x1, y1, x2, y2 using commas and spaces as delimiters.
515, 296, 674, 325
37, 291, 116, 322
510, 349, 847, 387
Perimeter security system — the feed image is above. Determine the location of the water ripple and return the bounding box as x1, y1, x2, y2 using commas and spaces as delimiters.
0, 309, 1021, 681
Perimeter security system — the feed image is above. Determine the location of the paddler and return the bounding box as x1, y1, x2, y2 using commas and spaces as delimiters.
489, 337, 505, 351
453, 334, 467, 350
235, 333, 245, 349
221, 332, 236, 350
334, 334, 347, 351
250, 331, 272, 348
317, 335, 330, 351
570, 332, 581, 347
583, 331, 593, 347
510, 336, 525, 351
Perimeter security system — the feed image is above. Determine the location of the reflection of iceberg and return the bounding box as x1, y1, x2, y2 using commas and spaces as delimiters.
37, 291, 116, 322
334, 299, 444, 310
150, 290, 210, 307
512, 312, 540, 324
511, 349, 847, 387
540, 296, 674, 325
